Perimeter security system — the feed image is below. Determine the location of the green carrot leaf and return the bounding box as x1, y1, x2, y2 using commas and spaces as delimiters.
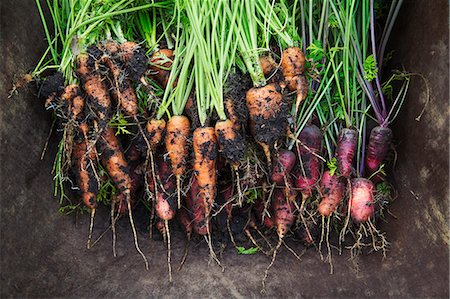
363, 54, 378, 82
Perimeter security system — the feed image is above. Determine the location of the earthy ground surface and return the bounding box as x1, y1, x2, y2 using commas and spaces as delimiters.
1, 0, 448, 297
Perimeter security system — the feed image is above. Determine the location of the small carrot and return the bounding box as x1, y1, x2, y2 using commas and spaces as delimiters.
97, 126, 148, 269
215, 119, 244, 167
76, 54, 111, 125
294, 124, 323, 198
280, 47, 308, 114
246, 83, 287, 165
317, 171, 345, 217
165, 115, 190, 209
150, 49, 174, 88
365, 126, 393, 179
193, 127, 218, 217
350, 178, 375, 223
336, 128, 358, 178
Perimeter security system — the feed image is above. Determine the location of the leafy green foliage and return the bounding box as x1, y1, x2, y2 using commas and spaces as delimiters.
236, 246, 259, 255
58, 203, 87, 215
245, 187, 261, 204
364, 54, 378, 81
376, 181, 392, 198
327, 157, 338, 176
109, 113, 132, 135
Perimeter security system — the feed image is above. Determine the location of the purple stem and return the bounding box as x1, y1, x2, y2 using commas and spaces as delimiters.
370, 0, 387, 120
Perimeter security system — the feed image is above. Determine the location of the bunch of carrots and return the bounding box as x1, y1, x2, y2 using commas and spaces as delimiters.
24, 0, 412, 289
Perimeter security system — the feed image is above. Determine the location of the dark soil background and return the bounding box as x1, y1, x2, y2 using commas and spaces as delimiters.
1, 0, 448, 297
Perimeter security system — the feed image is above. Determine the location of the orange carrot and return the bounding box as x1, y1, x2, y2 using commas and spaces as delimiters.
165, 115, 190, 208
280, 47, 308, 114
246, 83, 287, 165
215, 119, 244, 167
146, 119, 166, 150
77, 54, 111, 124
150, 49, 174, 88
73, 122, 98, 210
193, 127, 218, 217
224, 98, 241, 131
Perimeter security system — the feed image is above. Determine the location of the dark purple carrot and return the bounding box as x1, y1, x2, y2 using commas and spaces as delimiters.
365, 126, 393, 178
294, 125, 323, 197
271, 149, 296, 184
336, 128, 358, 178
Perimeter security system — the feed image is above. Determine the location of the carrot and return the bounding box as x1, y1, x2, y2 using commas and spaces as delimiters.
246, 83, 287, 165
215, 119, 245, 167
365, 126, 393, 179
72, 123, 98, 210
76, 54, 111, 125
294, 124, 323, 197
154, 158, 177, 221
189, 176, 209, 236
150, 49, 174, 88
99, 44, 139, 118
72, 122, 99, 249
336, 128, 358, 178
350, 178, 375, 223
262, 188, 296, 290
280, 47, 308, 114
271, 149, 296, 185
193, 127, 218, 217
260, 55, 283, 84
317, 171, 345, 217
224, 97, 241, 132
97, 127, 132, 205
273, 189, 296, 239
97, 126, 148, 269
165, 115, 190, 209
146, 119, 166, 150
153, 158, 177, 281
119, 41, 148, 83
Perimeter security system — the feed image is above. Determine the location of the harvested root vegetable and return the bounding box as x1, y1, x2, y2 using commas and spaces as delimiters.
246, 83, 287, 165
280, 47, 308, 113
97, 126, 148, 269
61, 84, 83, 121
271, 149, 296, 185
72, 123, 98, 210
365, 126, 393, 178
272, 189, 296, 239
150, 49, 174, 88
189, 176, 209, 236
224, 97, 242, 131
146, 119, 166, 150
165, 115, 190, 208
350, 178, 375, 223
76, 53, 111, 125
97, 127, 132, 206
262, 189, 296, 291
193, 127, 218, 217
336, 128, 358, 178
215, 119, 245, 167
294, 125, 323, 197
260, 55, 283, 83
283, 178, 298, 202
155, 159, 177, 221
317, 171, 345, 217
119, 41, 148, 83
